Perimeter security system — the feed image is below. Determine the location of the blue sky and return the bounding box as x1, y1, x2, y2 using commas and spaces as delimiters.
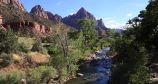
21, 0, 148, 29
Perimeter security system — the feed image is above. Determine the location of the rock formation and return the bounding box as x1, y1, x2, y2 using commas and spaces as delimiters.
30, 5, 48, 19
45, 11, 62, 22
96, 19, 107, 36
62, 7, 96, 29
62, 7, 107, 36
96, 19, 107, 30
30, 5, 62, 22
0, 2, 53, 35
0, 0, 24, 10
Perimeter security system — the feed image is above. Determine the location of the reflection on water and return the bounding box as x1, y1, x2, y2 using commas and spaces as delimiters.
65, 47, 112, 84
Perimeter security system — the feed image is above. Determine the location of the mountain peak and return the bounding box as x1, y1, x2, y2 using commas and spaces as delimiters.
78, 7, 86, 13
31, 5, 45, 12
76, 7, 90, 17
30, 5, 48, 19
34, 5, 43, 11
62, 7, 96, 28
30, 5, 62, 21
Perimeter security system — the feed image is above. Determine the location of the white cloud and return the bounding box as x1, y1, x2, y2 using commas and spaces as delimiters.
126, 13, 133, 17
103, 17, 125, 29
70, 12, 75, 15
56, 1, 62, 6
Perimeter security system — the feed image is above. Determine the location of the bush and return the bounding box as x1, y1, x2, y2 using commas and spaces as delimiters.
41, 36, 54, 43
27, 66, 57, 84
31, 42, 47, 54
47, 44, 61, 55
0, 29, 18, 54
0, 71, 25, 84
0, 53, 12, 67
18, 43, 29, 53
129, 66, 151, 84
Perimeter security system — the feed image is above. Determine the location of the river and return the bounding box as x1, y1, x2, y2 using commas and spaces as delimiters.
65, 47, 112, 84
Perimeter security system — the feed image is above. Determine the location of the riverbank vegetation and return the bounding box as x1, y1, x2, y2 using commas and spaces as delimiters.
109, 0, 158, 84
0, 19, 114, 83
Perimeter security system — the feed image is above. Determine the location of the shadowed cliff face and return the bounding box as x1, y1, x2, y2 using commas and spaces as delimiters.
0, 0, 24, 10
62, 7, 107, 30
62, 7, 96, 29
62, 7, 108, 36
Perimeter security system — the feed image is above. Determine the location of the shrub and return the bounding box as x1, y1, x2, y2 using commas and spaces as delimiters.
27, 66, 57, 84
0, 71, 25, 84
31, 42, 47, 54
18, 43, 29, 53
0, 29, 18, 54
47, 44, 61, 55
0, 53, 12, 67
41, 36, 54, 43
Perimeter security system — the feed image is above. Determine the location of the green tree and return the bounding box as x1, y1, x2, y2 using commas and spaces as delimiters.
111, 33, 150, 84
77, 19, 100, 52
0, 28, 18, 54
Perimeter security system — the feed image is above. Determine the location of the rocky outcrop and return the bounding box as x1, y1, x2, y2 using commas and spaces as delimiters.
96, 19, 107, 36
0, 0, 24, 10
30, 5, 62, 22
30, 5, 48, 19
96, 19, 107, 30
0, 3, 53, 35
2, 21, 52, 35
45, 11, 62, 22
31, 22, 52, 35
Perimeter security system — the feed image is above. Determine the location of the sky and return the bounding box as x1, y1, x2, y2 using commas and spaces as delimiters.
20, 0, 148, 29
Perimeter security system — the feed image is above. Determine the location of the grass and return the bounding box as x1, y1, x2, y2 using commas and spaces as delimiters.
28, 52, 50, 64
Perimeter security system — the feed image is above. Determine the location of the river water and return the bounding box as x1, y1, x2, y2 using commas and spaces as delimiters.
65, 47, 112, 84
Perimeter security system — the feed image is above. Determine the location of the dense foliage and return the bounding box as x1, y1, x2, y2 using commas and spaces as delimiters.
0, 29, 18, 67
110, 0, 158, 83
111, 34, 150, 84
0, 29, 18, 54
